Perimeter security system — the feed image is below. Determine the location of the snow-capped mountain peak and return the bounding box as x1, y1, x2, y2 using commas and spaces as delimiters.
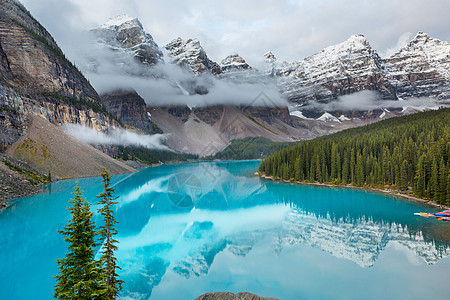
164, 37, 222, 75
386, 32, 450, 99
264, 51, 276, 62
100, 14, 137, 29
92, 15, 163, 65
220, 53, 252, 73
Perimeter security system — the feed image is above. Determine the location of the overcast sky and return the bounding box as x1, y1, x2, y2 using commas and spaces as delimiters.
20, 0, 450, 66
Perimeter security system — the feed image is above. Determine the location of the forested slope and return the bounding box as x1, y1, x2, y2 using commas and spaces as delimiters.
259, 108, 450, 206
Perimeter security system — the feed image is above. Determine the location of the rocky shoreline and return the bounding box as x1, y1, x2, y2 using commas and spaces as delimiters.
0, 154, 44, 204
258, 173, 450, 210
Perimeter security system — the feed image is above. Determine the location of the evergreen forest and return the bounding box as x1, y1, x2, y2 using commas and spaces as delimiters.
258, 108, 450, 206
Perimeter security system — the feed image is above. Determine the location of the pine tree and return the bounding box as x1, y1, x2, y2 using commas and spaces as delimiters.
399, 160, 409, 191
54, 183, 106, 299
414, 154, 427, 198
430, 158, 439, 200
330, 142, 338, 180
438, 158, 447, 204
97, 170, 123, 299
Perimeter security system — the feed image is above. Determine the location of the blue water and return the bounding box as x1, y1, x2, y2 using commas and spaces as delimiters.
1, 160, 449, 300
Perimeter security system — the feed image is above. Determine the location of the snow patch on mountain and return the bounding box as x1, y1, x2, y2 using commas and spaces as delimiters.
338, 115, 350, 121
290, 110, 313, 120
317, 112, 341, 123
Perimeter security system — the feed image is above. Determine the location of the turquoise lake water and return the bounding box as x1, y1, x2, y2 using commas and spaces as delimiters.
1, 160, 449, 299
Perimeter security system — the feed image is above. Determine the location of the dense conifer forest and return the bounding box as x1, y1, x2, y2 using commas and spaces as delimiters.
258, 108, 450, 206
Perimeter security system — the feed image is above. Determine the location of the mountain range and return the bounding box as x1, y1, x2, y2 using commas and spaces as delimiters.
85, 14, 449, 154
90, 14, 450, 106
0, 0, 449, 181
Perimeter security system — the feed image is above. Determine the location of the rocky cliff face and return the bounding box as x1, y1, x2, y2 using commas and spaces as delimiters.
164, 37, 222, 75
100, 90, 162, 134
91, 15, 163, 66
0, 83, 121, 150
385, 32, 450, 100
0, 0, 98, 101
0, 0, 121, 151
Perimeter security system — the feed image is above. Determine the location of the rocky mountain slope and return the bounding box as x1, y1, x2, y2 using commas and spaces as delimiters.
5, 114, 135, 179
0, 0, 98, 101
148, 105, 363, 155
270, 33, 450, 106
0, 0, 137, 200
220, 53, 252, 73
385, 32, 450, 100
0, 0, 122, 147
269, 34, 396, 104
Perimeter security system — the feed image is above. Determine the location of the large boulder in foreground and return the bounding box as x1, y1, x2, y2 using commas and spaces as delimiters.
195, 292, 279, 300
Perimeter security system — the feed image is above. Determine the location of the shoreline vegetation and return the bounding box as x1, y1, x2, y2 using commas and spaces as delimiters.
258, 172, 450, 210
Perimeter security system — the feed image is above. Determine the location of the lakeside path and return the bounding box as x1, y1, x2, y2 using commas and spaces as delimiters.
257, 173, 450, 211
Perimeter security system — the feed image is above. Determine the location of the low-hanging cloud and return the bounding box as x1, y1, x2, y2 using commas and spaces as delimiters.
63, 124, 171, 151
74, 31, 287, 107
86, 59, 286, 107
303, 90, 443, 111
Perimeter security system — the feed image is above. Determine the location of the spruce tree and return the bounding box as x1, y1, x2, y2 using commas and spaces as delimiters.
54, 183, 106, 299
399, 160, 409, 191
97, 170, 123, 299
415, 154, 427, 198
430, 158, 439, 200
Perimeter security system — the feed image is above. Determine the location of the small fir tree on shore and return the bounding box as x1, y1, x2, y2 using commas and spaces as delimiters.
97, 169, 123, 299
54, 183, 106, 299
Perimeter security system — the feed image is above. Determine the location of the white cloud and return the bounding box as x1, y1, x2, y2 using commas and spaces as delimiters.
382, 32, 413, 58
305, 90, 442, 111
62, 124, 171, 150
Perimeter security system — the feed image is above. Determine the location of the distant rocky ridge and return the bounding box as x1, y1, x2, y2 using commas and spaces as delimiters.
220, 53, 252, 73
92, 16, 450, 106
147, 104, 362, 155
